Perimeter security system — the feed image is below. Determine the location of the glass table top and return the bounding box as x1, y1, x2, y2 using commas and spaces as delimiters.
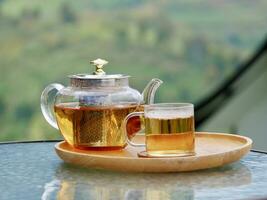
0, 141, 267, 200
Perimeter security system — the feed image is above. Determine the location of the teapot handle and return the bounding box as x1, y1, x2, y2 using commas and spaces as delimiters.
40, 83, 64, 129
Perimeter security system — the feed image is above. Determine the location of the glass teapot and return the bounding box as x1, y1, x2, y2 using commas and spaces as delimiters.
41, 58, 162, 149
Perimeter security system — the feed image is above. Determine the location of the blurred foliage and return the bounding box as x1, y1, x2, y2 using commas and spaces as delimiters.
0, 0, 266, 141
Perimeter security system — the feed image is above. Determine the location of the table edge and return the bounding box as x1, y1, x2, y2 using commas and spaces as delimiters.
0, 140, 266, 154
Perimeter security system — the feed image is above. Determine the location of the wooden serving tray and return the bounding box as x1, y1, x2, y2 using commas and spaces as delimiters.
55, 132, 252, 173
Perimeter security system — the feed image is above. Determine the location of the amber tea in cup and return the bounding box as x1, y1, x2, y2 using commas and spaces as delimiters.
123, 103, 195, 157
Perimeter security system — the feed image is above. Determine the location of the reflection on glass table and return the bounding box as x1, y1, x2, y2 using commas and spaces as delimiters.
53, 161, 251, 200
1, 142, 267, 200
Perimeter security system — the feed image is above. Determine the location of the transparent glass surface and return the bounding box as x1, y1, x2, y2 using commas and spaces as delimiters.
0, 0, 266, 140
1, 142, 267, 200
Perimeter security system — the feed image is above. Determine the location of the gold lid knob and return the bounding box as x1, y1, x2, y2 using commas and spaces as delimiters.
90, 58, 108, 75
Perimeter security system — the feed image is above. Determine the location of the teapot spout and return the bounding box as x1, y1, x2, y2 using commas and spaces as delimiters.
141, 78, 163, 105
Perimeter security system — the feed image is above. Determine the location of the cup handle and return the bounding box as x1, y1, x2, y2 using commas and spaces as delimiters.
40, 83, 64, 129
123, 112, 146, 147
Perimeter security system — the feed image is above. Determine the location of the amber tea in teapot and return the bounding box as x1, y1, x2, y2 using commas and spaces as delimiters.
55, 103, 142, 149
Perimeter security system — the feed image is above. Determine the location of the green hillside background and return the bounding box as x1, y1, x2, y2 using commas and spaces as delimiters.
0, 0, 266, 141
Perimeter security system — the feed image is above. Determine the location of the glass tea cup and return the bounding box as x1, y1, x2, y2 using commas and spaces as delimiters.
123, 103, 195, 157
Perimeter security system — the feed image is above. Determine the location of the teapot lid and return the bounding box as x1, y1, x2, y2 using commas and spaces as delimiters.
69, 58, 129, 79
69, 58, 129, 87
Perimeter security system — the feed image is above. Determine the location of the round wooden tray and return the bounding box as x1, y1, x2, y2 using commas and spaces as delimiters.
55, 132, 252, 173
